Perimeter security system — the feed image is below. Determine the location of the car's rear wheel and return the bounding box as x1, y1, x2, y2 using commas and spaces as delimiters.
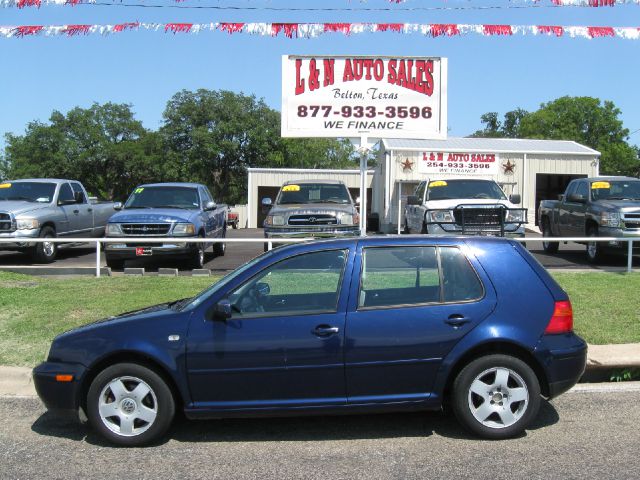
451, 354, 540, 439
87, 363, 175, 447
541, 218, 559, 254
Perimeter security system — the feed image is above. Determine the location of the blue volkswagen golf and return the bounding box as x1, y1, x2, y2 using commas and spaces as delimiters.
34, 236, 586, 446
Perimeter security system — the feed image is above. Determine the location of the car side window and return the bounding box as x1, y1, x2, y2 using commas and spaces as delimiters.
58, 183, 74, 204
227, 249, 347, 318
70, 182, 86, 203
440, 247, 484, 302
200, 187, 213, 206
575, 182, 589, 200
359, 246, 440, 308
564, 182, 577, 200
415, 182, 426, 202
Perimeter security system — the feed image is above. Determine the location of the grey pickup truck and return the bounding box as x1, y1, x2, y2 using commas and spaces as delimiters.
262, 180, 360, 250
0, 179, 118, 263
538, 176, 640, 263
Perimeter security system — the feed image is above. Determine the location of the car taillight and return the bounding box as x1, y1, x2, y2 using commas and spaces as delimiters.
545, 300, 573, 334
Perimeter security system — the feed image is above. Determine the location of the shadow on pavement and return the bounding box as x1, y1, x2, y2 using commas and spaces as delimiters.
31, 400, 559, 446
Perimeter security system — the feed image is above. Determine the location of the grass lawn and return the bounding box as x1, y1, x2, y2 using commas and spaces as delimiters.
0, 271, 638, 367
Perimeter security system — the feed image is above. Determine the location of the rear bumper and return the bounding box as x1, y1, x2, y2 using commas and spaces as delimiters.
33, 361, 87, 414
534, 333, 587, 398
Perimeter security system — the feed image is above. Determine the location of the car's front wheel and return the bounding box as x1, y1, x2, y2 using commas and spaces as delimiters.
87, 363, 175, 447
451, 354, 540, 439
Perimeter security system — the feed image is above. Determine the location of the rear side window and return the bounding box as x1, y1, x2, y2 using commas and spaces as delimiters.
359, 246, 483, 309
70, 182, 86, 203
58, 183, 74, 204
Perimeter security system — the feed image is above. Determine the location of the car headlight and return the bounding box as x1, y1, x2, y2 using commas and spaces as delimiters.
106, 223, 122, 236
427, 210, 454, 223
341, 214, 354, 225
600, 212, 621, 228
16, 218, 40, 230
505, 209, 527, 223
173, 223, 196, 236
265, 215, 285, 226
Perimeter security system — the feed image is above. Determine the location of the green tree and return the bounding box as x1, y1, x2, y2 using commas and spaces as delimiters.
161, 89, 359, 204
4, 103, 162, 200
471, 109, 529, 138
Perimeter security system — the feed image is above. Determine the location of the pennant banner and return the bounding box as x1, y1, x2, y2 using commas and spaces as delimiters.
1, 22, 639, 39
3, 0, 640, 8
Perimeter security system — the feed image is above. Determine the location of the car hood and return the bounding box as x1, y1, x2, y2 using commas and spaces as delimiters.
0, 200, 50, 215
594, 199, 640, 211
108, 208, 197, 223
270, 203, 356, 216
424, 199, 515, 209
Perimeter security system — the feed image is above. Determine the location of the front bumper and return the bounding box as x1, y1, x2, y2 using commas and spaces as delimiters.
424, 223, 525, 238
534, 333, 587, 399
104, 241, 198, 259
597, 227, 640, 251
0, 229, 40, 249
33, 361, 87, 414
264, 226, 360, 239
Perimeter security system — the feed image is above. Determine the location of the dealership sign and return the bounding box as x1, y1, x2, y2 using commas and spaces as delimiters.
281, 55, 447, 139
418, 151, 500, 176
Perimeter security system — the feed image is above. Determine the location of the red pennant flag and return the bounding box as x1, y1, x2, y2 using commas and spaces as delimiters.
62, 25, 91, 36
164, 23, 193, 34
376, 24, 404, 33
483, 25, 513, 36
12, 25, 44, 37
219, 23, 245, 34
430, 24, 461, 37
324, 23, 352, 35
272, 23, 299, 38
587, 26, 615, 37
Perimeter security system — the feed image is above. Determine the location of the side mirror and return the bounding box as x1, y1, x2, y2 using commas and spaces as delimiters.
212, 299, 232, 320
261, 197, 273, 214
254, 282, 270, 297
407, 195, 420, 205
114, 202, 123, 211
355, 196, 361, 205
204, 201, 216, 211
568, 193, 586, 203
509, 194, 521, 204
74, 191, 85, 204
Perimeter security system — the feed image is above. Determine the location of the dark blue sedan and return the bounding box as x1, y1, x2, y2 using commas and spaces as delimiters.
34, 236, 587, 446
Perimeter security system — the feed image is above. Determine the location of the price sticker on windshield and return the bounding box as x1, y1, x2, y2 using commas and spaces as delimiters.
282, 185, 300, 192
429, 181, 447, 187
134, 187, 144, 194
0, 183, 11, 189
591, 182, 610, 189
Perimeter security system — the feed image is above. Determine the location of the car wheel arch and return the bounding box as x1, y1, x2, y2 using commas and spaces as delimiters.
441, 341, 550, 402
80, 351, 185, 414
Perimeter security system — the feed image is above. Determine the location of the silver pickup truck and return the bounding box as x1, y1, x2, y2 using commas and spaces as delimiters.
0, 179, 118, 263
262, 180, 360, 250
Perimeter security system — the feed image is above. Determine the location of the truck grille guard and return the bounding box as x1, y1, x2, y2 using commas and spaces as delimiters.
425, 204, 527, 236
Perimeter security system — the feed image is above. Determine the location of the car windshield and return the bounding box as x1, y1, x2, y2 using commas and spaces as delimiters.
0, 182, 56, 203
427, 180, 507, 201
124, 186, 200, 209
591, 180, 640, 201
179, 252, 272, 311
277, 183, 352, 205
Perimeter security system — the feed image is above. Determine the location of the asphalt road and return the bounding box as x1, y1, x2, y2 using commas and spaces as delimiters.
1, 387, 639, 479
1, 229, 638, 274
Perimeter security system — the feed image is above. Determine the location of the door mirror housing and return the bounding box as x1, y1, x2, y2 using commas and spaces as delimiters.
204, 201, 217, 211
114, 202, 123, 211
407, 195, 421, 206
568, 193, 586, 203
212, 299, 232, 320
261, 197, 273, 214
509, 194, 521, 204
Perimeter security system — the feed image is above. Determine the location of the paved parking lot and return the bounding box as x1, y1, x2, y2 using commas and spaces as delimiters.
1, 228, 638, 274
1, 386, 639, 479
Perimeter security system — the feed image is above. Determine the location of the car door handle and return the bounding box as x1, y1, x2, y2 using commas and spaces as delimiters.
445, 315, 471, 328
313, 325, 340, 337
87, 208, 93, 213
73, 209, 79, 214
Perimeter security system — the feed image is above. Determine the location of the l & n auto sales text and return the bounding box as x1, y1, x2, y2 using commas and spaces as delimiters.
294, 58, 435, 96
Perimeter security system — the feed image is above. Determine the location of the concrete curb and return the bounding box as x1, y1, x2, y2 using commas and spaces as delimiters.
2, 343, 638, 398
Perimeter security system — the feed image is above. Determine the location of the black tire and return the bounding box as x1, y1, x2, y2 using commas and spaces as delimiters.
105, 256, 125, 271
190, 237, 205, 269
403, 219, 410, 234
541, 218, 559, 254
232, 221, 238, 229
213, 232, 226, 257
451, 354, 541, 440
586, 227, 605, 264
31, 226, 57, 263
87, 363, 175, 447
421, 222, 429, 234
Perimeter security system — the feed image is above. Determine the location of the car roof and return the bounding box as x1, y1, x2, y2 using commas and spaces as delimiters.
138, 182, 203, 188
283, 180, 346, 186
582, 176, 639, 182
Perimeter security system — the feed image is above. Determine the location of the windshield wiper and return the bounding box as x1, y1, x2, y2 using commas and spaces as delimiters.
169, 297, 192, 311
6, 196, 34, 202
607, 197, 638, 201
154, 205, 191, 210
124, 206, 153, 209
315, 199, 347, 204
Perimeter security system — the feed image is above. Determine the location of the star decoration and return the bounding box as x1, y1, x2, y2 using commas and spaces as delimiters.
503, 159, 516, 175
400, 158, 414, 172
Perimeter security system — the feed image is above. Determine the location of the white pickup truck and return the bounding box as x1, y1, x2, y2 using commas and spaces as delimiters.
0, 179, 118, 263
403, 178, 526, 237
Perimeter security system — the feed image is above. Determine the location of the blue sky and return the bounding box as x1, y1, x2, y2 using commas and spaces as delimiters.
1, 0, 639, 151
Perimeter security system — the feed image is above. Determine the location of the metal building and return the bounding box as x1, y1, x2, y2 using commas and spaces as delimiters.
373, 138, 600, 233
